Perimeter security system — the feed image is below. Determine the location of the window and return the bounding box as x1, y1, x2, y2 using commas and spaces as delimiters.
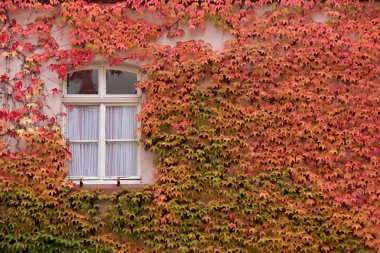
63, 66, 141, 185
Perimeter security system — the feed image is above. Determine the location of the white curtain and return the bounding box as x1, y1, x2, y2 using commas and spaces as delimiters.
105, 106, 137, 177
106, 142, 136, 177
69, 143, 98, 177
67, 106, 99, 140
68, 106, 99, 177
106, 106, 136, 139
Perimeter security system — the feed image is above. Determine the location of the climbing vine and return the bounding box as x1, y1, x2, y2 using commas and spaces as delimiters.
0, 0, 379, 252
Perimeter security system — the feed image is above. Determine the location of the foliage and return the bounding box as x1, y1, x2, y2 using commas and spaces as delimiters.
0, 0, 379, 252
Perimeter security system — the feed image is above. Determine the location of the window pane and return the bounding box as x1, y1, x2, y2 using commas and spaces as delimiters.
69, 143, 98, 177
106, 142, 136, 177
67, 106, 99, 140
106, 106, 137, 139
106, 70, 137, 94
67, 70, 98, 94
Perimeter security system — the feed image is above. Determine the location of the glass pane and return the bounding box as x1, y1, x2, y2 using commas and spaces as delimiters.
67, 106, 99, 140
67, 70, 98, 94
106, 142, 137, 177
106, 106, 137, 139
106, 70, 137, 94
69, 143, 98, 177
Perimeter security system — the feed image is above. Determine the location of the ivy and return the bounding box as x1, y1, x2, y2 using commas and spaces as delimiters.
0, 0, 379, 252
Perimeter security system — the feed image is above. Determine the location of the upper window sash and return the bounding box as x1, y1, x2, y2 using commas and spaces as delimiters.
63, 66, 141, 98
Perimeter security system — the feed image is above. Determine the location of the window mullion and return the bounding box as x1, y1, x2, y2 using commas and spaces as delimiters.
100, 67, 105, 97
99, 67, 106, 181
99, 103, 106, 181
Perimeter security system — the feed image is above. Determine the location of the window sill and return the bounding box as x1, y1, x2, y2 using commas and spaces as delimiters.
73, 184, 149, 194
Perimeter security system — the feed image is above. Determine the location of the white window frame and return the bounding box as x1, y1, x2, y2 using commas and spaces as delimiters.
63, 65, 142, 185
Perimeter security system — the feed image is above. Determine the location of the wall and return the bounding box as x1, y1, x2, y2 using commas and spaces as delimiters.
1, 6, 331, 186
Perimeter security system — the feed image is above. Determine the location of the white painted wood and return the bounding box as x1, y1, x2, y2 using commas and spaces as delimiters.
64, 65, 142, 185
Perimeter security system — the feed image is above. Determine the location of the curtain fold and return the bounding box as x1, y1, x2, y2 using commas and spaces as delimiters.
68, 106, 99, 140
106, 142, 136, 177
69, 143, 98, 177
106, 106, 136, 139
68, 106, 99, 177
106, 106, 137, 177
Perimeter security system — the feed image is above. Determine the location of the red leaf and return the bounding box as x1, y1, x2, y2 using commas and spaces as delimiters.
49, 117, 56, 124
51, 88, 59, 95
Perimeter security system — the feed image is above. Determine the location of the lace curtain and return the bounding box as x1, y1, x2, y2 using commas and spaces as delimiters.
67, 106, 99, 177
106, 106, 137, 177
67, 105, 137, 178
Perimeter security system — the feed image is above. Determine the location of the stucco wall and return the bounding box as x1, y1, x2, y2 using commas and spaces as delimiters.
2, 7, 330, 185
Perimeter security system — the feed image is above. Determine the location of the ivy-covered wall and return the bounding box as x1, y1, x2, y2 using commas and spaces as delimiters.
0, 0, 379, 252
